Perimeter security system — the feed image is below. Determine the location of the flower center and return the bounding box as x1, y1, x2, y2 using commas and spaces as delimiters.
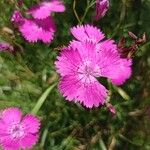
77, 60, 100, 84
9, 123, 25, 139
83, 65, 93, 76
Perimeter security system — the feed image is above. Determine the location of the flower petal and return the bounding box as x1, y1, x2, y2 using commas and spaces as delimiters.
78, 81, 108, 108
59, 75, 108, 108
28, 0, 65, 19
19, 19, 41, 42
0, 120, 7, 136
22, 114, 40, 134
109, 59, 132, 85
35, 17, 56, 43
71, 25, 104, 43
0, 137, 20, 150
55, 46, 82, 76
1, 107, 22, 125
70, 41, 100, 63
98, 40, 132, 85
19, 17, 56, 43
20, 134, 39, 149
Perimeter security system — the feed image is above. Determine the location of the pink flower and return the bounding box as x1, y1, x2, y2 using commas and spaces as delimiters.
55, 25, 132, 108
11, 11, 56, 43
0, 107, 40, 150
0, 43, 14, 52
11, 0, 65, 43
19, 16, 56, 43
11, 10, 24, 25
27, 0, 65, 19
95, 0, 109, 21
107, 103, 116, 114
17, 0, 23, 7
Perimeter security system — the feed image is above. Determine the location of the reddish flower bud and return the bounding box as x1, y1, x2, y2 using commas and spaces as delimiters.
95, 0, 109, 21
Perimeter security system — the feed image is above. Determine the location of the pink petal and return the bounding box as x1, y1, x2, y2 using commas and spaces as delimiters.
59, 75, 108, 108
45, 0, 65, 12
1, 107, 22, 125
71, 25, 104, 43
21, 114, 40, 134
110, 59, 132, 85
20, 134, 39, 149
97, 39, 117, 53
19, 17, 56, 43
98, 40, 132, 85
55, 46, 82, 76
70, 41, 100, 62
79, 82, 108, 108
35, 17, 56, 43
28, 0, 65, 19
1, 137, 20, 150
59, 75, 83, 101
11, 10, 23, 25
40, 30, 55, 43
19, 19, 41, 42
0, 120, 7, 136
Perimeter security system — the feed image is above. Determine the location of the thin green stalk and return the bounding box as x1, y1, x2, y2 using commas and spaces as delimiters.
111, 0, 126, 37
119, 134, 142, 146
40, 127, 49, 147
31, 83, 57, 115
113, 85, 131, 101
73, 0, 81, 24
81, 0, 96, 23
107, 79, 113, 96
99, 138, 107, 150
81, 6, 90, 23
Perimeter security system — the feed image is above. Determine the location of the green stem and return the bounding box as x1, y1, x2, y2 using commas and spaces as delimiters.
107, 79, 113, 95
99, 138, 107, 150
111, 0, 126, 37
31, 83, 57, 115
81, 0, 96, 23
73, 0, 81, 24
119, 134, 142, 146
113, 85, 131, 101
40, 127, 49, 147
81, 6, 90, 23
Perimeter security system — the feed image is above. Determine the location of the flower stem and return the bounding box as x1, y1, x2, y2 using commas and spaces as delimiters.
113, 85, 131, 100
31, 83, 57, 115
81, 0, 96, 23
81, 6, 90, 23
99, 138, 107, 150
73, 0, 81, 24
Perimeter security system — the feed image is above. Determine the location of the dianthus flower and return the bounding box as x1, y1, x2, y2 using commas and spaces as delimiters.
0, 107, 40, 150
27, 0, 65, 19
11, 11, 56, 43
106, 103, 116, 114
11, 0, 65, 43
95, 0, 109, 21
0, 43, 14, 52
11, 10, 24, 25
55, 25, 132, 108
20, 16, 56, 43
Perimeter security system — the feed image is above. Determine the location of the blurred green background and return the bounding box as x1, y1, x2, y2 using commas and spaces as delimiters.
0, 0, 150, 149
